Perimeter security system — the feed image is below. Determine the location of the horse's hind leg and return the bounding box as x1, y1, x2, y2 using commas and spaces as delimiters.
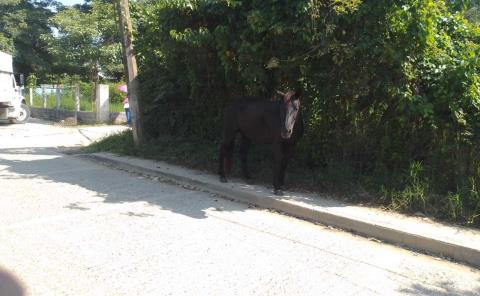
218, 136, 235, 183
239, 134, 253, 183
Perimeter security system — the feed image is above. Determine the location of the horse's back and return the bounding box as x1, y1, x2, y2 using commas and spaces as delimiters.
224, 95, 299, 143
222, 97, 258, 137
226, 96, 262, 110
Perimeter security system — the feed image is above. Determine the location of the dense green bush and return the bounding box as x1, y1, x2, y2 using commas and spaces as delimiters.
134, 0, 480, 225
110, 82, 127, 105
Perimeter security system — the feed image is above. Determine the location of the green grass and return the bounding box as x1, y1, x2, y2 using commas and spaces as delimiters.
84, 130, 219, 171
84, 131, 480, 228
84, 130, 136, 154
30, 92, 95, 111
110, 102, 124, 112
84, 131, 366, 199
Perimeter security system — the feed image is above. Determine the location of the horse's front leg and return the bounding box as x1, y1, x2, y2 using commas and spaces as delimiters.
272, 142, 284, 195
279, 143, 294, 188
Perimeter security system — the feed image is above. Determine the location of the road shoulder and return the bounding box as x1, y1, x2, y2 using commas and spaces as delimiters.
79, 152, 480, 268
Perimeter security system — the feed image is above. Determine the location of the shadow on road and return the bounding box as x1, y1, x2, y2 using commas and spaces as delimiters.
0, 117, 54, 126
0, 146, 247, 219
0, 267, 25, 296
2, 147, 480, 295
401, 280, 480, 296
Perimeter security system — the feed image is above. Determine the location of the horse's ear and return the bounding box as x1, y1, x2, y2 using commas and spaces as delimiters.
292, 88, 301, 99
283, 90, 296, 102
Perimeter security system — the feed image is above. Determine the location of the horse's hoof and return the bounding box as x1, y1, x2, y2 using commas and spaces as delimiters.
274, 189, 284, 196
220, 176, 228, 183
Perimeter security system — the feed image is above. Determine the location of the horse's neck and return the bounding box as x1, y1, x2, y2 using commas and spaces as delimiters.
261, 101, 282, 129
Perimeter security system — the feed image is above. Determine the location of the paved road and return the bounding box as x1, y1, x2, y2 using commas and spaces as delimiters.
0, 119, 479, 295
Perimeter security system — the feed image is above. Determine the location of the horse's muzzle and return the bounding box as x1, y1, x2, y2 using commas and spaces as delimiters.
281, 130, 293, 139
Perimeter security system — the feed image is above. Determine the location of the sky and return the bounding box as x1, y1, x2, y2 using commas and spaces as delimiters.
58, 0, 84, 6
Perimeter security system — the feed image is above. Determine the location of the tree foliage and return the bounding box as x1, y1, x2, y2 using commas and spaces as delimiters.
43, 0, 123, 81
0, 0, 123, 81
135, 0, 480, 224
0, 0, 54, 75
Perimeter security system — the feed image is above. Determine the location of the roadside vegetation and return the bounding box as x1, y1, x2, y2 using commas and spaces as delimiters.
134, 0, 480, 228
126, 0, 480, 227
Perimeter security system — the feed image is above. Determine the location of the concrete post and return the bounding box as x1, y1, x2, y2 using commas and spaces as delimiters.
95, 84, 109, 123
42, 87, 46, 108
56, 87, 61, 109
75, 85, 80, 112
29, 88, 33, 105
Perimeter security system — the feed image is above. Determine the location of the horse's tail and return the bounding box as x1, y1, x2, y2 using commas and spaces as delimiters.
223, 143, 234, 174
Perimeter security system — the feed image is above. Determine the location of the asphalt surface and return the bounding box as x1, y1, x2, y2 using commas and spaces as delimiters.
0, 119, 479, 295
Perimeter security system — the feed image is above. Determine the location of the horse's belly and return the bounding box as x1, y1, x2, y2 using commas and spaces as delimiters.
241, 126, 278, 144
237, 108, 281, 144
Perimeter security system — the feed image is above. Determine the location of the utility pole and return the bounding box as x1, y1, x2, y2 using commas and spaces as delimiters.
118, 0, 144, 145
115, 0, 129, 79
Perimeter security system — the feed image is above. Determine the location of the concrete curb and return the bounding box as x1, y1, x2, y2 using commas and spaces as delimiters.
79, 152, 480, 268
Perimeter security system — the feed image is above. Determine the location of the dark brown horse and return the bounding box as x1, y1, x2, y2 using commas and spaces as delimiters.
218, 90, 304, 195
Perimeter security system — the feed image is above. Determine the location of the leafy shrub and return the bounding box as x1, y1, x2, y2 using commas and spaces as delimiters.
133, 0, 480, 225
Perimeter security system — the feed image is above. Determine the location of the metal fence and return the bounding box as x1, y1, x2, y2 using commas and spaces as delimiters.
24, 84, 124, 112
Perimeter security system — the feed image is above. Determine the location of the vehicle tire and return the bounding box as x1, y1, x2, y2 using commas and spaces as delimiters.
10, 103, 30, 124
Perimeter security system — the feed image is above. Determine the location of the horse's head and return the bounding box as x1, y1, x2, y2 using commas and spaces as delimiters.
277, 90, 300, 139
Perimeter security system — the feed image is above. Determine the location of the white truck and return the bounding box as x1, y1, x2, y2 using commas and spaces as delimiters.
0, 51, 30, 123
